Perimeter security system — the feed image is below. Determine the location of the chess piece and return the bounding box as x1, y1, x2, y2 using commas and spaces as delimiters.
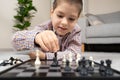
62, 55, 66, 63
99, 60, 106, 76
35, 50, 41, 66
14, 58, 23, 64
76, 53, 81, 64
64, 59, 71, 71
105, 59, 113, 76
76, 60, 82, 72
79, 57, 88, 76
87, 60, 94, 74
9, 57, 15, 65
89, 56, 94, 67
51, 52, 59, 67
68, 52, 73, 63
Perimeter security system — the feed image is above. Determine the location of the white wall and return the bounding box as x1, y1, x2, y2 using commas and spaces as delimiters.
0, 0, 120, 49
87, 0, 120, 14
0, 0, 51, 49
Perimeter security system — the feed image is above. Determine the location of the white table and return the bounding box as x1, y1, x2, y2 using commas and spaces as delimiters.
0, 51, 120, 73
0, 50, 31, 72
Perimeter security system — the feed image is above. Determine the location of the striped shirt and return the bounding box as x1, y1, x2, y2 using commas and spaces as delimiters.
12, 20, 82, 60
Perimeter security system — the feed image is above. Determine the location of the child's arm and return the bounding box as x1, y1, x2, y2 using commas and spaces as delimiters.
12, 25, 45, 51
45, 32, 82, 60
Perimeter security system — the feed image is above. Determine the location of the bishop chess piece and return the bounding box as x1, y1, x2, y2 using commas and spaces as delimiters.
51, 52, 59, 67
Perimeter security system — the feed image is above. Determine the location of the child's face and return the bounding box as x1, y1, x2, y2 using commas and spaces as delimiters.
51, 2, 79, 36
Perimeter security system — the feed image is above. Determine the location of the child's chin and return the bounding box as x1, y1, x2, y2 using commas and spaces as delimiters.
57, 32, 66, 36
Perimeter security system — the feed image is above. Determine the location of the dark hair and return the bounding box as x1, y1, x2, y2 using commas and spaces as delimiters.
53, 0, 83, 16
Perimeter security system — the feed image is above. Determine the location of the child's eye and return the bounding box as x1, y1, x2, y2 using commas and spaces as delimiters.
57, 14, 63, 18
69, 18, 75, 21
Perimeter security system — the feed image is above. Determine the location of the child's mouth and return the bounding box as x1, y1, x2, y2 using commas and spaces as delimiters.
58, 27, 67, 31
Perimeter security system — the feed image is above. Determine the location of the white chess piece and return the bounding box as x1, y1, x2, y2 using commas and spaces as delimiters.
76, 53, 81, 63
35, 50, 41, 66
62, 55, 66, 63
68, 52, 73, 63
89, 56, 94, 67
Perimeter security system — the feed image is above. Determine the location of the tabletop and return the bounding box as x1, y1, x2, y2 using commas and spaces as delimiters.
0, 50, 120, 73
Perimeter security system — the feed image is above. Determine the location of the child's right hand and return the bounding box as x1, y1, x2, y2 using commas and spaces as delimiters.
35, 30, 59, 52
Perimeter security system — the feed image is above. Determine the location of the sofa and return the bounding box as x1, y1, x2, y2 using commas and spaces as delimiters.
78, 11, 120, 44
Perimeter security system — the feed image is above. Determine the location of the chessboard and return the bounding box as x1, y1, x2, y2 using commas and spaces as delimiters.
0, 57, 120, 80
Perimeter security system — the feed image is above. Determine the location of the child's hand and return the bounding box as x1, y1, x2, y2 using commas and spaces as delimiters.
35, 30, 59, 52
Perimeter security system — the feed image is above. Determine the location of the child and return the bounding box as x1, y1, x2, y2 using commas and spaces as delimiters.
12, 0, 83, 60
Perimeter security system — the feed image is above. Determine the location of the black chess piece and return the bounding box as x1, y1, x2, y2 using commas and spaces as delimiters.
76, 60, 82, 72
99, 60, 106, 76
105, 59, 113, 76
87, 60, 94, 74
0, 60, 9, 66
51, 52, 59, 67
64, 59, 71, 71
79, 57, 88, 76
9, 57, 15, 65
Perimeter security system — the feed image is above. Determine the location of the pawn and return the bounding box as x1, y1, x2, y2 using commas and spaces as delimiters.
62, 55, 66, 63
76, 60, 82, 72
35, 50, 41, 66
105, 59, 113, 76
87, 60, 94, 74
76, 53, 81, 64
89, 56, 94, 67
80, 57, 88, 76
64, 60, 71, 71
68, 52, 73, 63
99, 60, 106, 76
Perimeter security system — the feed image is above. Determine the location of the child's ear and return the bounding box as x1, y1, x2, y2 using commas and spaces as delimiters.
50, 8, 54, 17
51, 8, 54, 13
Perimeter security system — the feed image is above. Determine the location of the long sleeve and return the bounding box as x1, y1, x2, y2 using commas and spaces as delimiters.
12, 23, 47, 51
12, 21, 82, 60
46, 30, 82, 60
12, 30, 39, 51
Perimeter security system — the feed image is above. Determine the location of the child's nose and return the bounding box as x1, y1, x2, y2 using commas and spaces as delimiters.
61, 18, 68, 26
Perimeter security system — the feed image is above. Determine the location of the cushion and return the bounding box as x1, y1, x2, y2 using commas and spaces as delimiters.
86, 23, 120, 38
85, 13, 104, 26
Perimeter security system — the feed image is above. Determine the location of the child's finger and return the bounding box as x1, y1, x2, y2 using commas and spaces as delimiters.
51, 33, 59, 52
38, 35, 49, 52
43, 34, 53, 52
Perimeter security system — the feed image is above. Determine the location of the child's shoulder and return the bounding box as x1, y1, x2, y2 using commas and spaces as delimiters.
74, 24, 81, 32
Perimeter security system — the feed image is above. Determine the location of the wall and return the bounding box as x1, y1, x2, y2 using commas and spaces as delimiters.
87, 0, 120, 14
0, 0, 120, 49
0, 0, 51, 49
